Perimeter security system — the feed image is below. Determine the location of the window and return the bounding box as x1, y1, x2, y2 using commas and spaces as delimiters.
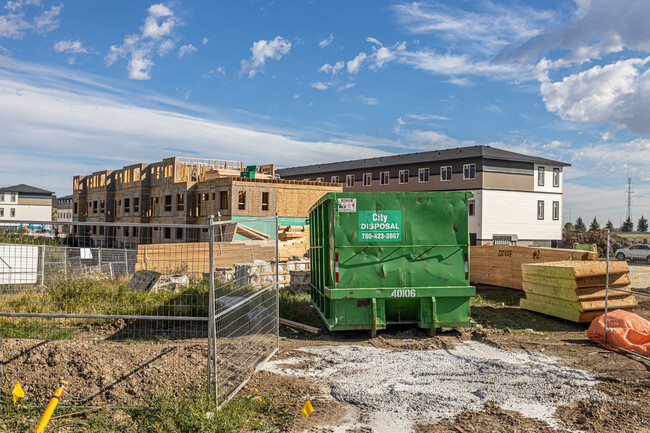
100, 226, 104, 235
220, 191, 229, 210
133, 168, 140, 181
441, 166, 452, 181
537, 200, 544, 220
399, 170, 409, 184
10, 193, 16, 202
134, 197, 140, 213
419, 168, 429, 183
10, 208, 15, 217
331, 176, 339, 183
0, 193, 3, 201
553, 168, 560, 187
238, 191, 246, 210
212, 193, 216, 201
176, 227, 183, 239
468, 199, 475, 216
165, 195, 172, 212
0, 208, 3, 217
93, 201, 98, 213
203, 193, 209, 201
552, 201, 559, 220
165, 165, 173, 178
124, 170, 131, 183
124, 198, 130, 213
262, 192, 269, 211
164, 227, 171, 239
176, 193, 184, 211
133, 227, 138, 237
124, 226, 129, 237
74, 202, 78, 214
363, 173, 372, 186
380, 171, 389, 185
100, 200, 105, 213
463, 164, 476, 180
538, 167, 545, 186
346, 175, 355, 187
316, 177, 324, 182
92, 226, 97, 235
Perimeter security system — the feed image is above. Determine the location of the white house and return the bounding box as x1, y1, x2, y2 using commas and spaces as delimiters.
0, 184, 54, 222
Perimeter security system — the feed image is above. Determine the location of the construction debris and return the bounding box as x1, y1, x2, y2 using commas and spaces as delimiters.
470, 246, 597, 290
520, 260, 637, 322
279, 318, 320, 333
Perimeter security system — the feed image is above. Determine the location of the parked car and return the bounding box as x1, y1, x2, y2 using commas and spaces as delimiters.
615, 243, 650, 263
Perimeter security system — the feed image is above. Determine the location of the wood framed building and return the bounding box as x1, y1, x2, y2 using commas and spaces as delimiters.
73, 157, 341, 247
276, 145, 570, 247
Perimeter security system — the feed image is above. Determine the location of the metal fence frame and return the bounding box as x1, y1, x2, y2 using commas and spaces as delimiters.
604, 230, 650, 360
0, 216, 280, 409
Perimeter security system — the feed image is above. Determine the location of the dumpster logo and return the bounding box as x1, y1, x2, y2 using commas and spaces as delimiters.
358, 210, 402, 241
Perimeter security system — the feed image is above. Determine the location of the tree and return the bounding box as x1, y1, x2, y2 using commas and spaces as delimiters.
575, 217, 587, 232
605, 220, 615, 232
563, 222, 575, 232
621, 216, 634, 232
638, 215, 649, 232
589, 217, 600, 231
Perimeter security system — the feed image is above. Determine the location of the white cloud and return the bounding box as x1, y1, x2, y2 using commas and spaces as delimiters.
540, 57, 650, 135
401, 129, 475, 150
202, 66, 225, 79
0, 1, 60, 39
358, 95, 378, 105
54, 39, 88, 55
0, 61, 390, 195
319, 60, 344, 76
319, 33, 333, 48
240, 36, 291, 78
346, 52, 367, 74
394, 2, 553, 56
178, 43, 197, 58
32, 3, 61, 34
311, 81, 330, 90
141, 3, 175, 40
202, 37, 209, 45
105, 4, 182, 80
292, 93, 301, 99
338, 82, 356, 91
496, 0, 650, 66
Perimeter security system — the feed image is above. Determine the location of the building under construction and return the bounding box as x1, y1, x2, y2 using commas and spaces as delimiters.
72, 157, 341, 247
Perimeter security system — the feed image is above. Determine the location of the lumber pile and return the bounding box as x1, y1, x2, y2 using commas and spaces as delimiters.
278, 226, 310, 259
520, 261, 637, 322
470, 246, 597, 290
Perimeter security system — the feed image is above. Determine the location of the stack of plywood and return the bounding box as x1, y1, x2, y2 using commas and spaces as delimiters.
278, 226, 310, 259
520, 261, 637, 322
470, 246, 597, 290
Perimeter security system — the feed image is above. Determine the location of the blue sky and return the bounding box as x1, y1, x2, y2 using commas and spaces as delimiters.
0, 0, 648, 226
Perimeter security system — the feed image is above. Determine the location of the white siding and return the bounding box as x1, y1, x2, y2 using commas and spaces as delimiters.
480, 189, 562, 244
534, 164, 563, 193
0, 204, 51, 222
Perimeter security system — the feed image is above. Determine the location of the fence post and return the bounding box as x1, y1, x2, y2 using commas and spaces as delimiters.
98, 246, 102, 271
64, 245, 67, 275
207, 215, 216, 407
40, 245, 45, 286
604, 230, 610, 345
275, 214, 280, 350
124, 249, 128, 275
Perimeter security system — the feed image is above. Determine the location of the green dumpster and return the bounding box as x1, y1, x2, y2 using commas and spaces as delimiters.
308, 192, 475, 336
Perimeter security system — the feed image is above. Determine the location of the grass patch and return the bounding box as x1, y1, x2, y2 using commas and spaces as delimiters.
0, 319, 78, 339
279, 291, 323, 330
471, 292, 518, 307
0, 388, 292, 433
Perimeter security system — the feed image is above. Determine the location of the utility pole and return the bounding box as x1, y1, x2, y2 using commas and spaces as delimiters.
625, 177, 633, 221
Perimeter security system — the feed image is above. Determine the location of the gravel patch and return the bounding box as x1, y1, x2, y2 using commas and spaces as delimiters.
263, 341, 607, 432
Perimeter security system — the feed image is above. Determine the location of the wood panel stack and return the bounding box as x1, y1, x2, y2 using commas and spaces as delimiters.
278, 226, 310, 259
520, 261, 637, 322
470, 246, 597, 290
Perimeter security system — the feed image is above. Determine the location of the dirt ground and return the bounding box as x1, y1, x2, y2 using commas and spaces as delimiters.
246, 285, 650, 433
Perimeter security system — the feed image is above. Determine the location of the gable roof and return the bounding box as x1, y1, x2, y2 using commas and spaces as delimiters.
276, 145, 570, 177
0, 184, 54, 195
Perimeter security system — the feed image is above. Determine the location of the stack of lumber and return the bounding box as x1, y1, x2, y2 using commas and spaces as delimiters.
470, 246, 597, 290
278, 226, 310, 259
236, 223, 270, 240
520, 261, 637, 322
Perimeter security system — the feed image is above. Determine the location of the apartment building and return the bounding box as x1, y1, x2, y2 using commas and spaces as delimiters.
0, 184, 53, 222
73, 157, 341, 247
276, 145, 569, 247
55, 194, 74, 222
